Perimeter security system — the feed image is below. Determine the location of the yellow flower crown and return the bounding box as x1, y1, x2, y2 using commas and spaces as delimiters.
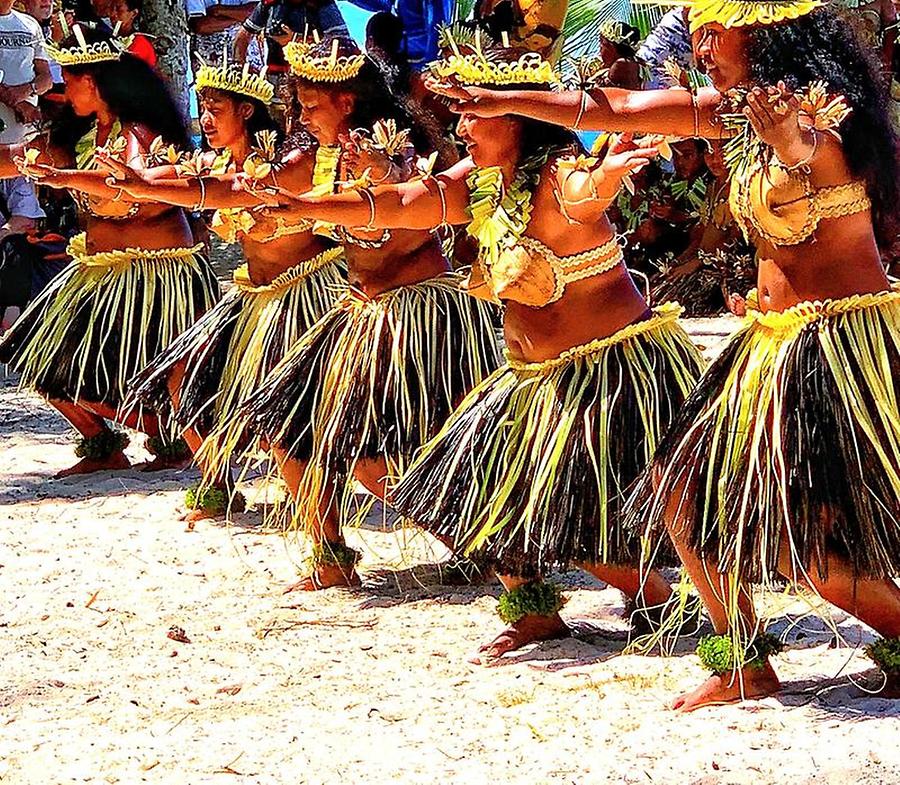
285, 38, 366, 83
195, 63, 274, 104
687, 0, 823, 32
46, 22, 133, 66
432, 50, 558, 87
430, 26, 557, 87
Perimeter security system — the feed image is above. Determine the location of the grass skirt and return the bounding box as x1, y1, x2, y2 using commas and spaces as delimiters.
0, 234, 218, 413
391, 303, 704, 576
127, 247, 346, 472
238, 274, 501, 527
632, 288, 900, 586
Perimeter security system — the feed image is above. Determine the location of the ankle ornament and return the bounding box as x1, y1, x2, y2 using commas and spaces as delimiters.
866, 636, 900, 676
185, 484, 242, 516
696, 632, 783, 675
75, 429, 129, 460
146, 435, 190, 461
497, 580, 566, 625
311, 541, 361, 569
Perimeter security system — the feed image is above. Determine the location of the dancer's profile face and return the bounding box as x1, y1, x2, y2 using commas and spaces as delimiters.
296, 84, 353, 145
62, 71, 100, 117
455, 112, 521, 167
693, 23, 750, 91
199, 91, 253, 151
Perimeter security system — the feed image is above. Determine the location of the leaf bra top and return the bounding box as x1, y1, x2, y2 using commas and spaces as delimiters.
730, 159, 871, 247
471, 235, 624, 308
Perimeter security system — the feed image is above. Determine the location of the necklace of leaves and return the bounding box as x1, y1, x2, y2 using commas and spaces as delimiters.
466, 147, 558, 267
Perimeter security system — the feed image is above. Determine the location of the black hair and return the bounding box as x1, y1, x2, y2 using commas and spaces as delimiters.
52, 24, 190, 150
747, 8, 900, 245
197, 87, 283, 151
366, 11, 405, 59
292, 38, 450, 166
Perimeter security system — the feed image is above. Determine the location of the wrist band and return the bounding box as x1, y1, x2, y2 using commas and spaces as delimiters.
193, 177, 207, 212
776, 129, 818, 172
435, 178, 448, 227
573, 90, 588, 131
360, 187, 377, 230
690, 90, 701, 138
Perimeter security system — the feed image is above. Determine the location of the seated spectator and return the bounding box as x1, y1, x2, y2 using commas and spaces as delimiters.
0, 0, 52, 144
0, 176, 45, 332
596, 20, 642, 89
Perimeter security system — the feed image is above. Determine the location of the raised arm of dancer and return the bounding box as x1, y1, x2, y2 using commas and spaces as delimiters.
554, 136, 661, 224
262, 158, 474, 231
427, 78, 726, 138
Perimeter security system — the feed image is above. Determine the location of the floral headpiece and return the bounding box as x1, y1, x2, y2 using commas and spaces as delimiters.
195, 60, 274, 105
286, 37, 365, 83
687, 0, 823, 32
430, 28, 558, 87
46, 20, 133, 66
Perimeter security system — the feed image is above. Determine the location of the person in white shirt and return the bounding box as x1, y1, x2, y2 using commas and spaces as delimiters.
0, 0, 51, 144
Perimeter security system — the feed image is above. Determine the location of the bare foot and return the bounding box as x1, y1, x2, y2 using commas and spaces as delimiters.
672, 661, 781, 712
55, 450, 131, 478
283, 563, 361, 593
179, 490, 245, 522
137, 454, 192, 472
468, 612, 569, 664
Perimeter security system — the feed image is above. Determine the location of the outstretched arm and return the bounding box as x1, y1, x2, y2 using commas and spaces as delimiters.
258, 159, 474, 231
428, 78, 725, 138
554, 137, 662, 224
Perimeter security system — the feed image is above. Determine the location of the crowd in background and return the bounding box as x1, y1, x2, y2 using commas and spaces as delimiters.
1, 0, 897, 330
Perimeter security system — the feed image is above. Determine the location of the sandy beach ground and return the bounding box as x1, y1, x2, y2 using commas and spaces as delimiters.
2, 317, 899, 785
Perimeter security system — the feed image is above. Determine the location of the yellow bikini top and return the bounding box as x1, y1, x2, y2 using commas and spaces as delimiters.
469, 235, 624, 307
730, 159, 871, 247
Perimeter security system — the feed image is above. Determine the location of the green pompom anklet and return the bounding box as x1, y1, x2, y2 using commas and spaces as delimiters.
75, 429, 130, 460
311, 541, 361, 569
185, 485, 244, 516
866, 636, 900, 676
497, 580, 566, 625
697, 632, 783, 675
147, 435, 191, 461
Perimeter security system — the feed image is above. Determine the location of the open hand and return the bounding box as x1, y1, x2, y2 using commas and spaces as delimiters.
423, 75, 505, 116
95, 148, 142, 187
743, 83, 801, 149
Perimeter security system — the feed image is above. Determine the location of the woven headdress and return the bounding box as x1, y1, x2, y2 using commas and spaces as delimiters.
195, 62, 274, 104
46, 21, 133, 66
686, 0, 823, 32
285, 37, 366, 83
430, 28, 558, 87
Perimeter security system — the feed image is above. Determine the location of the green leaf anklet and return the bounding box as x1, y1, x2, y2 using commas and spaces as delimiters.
184, 485, 240, 516
497, 580, 566, 625
74, 429, 129, 460
697, 632, 784, 674
311, 541, 361, 569
866, 636, 900, 676
147, 435, 191, 461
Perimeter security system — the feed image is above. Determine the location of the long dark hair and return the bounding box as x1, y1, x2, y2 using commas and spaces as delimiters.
747, 8, 900, 245
292, 38, 449, 165
197, 87, 284, 152
52, 24, 190, 150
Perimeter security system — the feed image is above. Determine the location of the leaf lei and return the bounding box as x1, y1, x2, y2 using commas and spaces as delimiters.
466, 150, 553, 266
75, 119, 124, 170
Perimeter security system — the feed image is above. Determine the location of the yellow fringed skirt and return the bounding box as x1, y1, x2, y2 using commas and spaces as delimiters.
127, 247, 347, 473
0, 233, 219, 412
392, 303, 704, 575
236, 273, 502, 530
633, 287, 900, 586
